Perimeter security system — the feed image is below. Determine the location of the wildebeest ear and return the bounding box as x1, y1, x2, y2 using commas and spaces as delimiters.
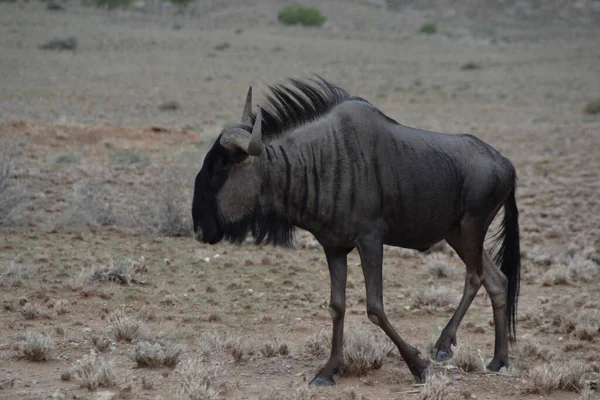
241, 86, 253, 124
247, 106, 264, 156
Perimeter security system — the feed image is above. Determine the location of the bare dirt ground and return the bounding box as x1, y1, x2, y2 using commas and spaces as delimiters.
1, 0, 600, 399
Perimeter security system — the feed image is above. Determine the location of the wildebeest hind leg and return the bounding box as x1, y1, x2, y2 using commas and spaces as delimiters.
309, 247, 352, 386
433, 221, 485, 362
356, 231, 431, 383
482, 251, 510, 371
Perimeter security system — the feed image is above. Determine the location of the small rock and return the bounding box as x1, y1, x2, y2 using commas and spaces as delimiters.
214, 42, 230, 51
46, 2, 65, 11
461, 62, 482, 70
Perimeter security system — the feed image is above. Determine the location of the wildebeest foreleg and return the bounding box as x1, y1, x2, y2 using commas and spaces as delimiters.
356, 231, 432, 383
309, 246, 352, 386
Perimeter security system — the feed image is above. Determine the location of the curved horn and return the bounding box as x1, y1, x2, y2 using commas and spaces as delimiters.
241, 86, 253, 124
247, 106, 264, 156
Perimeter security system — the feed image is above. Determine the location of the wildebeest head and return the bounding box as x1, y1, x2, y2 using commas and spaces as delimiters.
192, 87, 265, 244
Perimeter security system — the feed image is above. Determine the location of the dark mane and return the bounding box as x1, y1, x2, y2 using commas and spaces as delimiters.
248, 77, 363, 140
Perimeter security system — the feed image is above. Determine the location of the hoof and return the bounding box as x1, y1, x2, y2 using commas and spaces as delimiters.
309, 377, 336, 387
412, 361, 433, 384
486, 358, 510, 372
432, 348, 453, 362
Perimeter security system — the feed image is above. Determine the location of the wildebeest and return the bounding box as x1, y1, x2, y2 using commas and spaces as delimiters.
191, 77, 521, 386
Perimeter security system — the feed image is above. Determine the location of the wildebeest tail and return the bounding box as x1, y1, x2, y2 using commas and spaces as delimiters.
492, 183, 521, 342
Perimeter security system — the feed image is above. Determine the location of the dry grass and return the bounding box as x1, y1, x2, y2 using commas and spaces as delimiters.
0, 138, 22, 226
53, 299, 70, 315
133, 340, 184, 368
78, 257, 147, 286
107, 311, 144, 342
343, 324, 394, 376
22, 302, 43, 320
176, 359, 228, 400
414, 373, 450, 400
451, 342, 484, 372
304, 329, 330, 358
70, 351, 116, 390
516, 337, 552, 361
20, 332, 52, 361
542, 255, 599, 286
66, 179, 117, 228
0, 262, 37, 288
412, 285, 458, 311
197, 331, 253, 363
574, 311, 599, 341
524, 360, 593, 394
425, 253, 455, 278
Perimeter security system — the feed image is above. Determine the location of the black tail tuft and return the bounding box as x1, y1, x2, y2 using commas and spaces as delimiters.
492, 184, 521, 342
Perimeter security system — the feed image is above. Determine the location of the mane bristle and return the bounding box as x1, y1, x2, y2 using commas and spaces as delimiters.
250, 76, 356, 139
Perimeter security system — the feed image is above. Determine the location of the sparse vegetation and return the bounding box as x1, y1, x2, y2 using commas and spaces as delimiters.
67, 179, 117, 228
415, 373, 450, 400
0, 262, 37, 287
426, 253, 454, 278
304, 329, 330, 358
516, 338, 552, 361
177, 359, 228, 400
107, 311, 144, 342
158, 100, 182, 111
0, 139, 22, 225
109, 147, 149, 164
451, 343, 484, 372
413, 285, 458, 310
20, 332, 52, 361
419, 23, 437, 34
54, 152, 80, 164
343, 325, 394, 376
87, 0, 133, 10
53, 299, 70, 315
524, 360, 593, 394
80, 258, 147, 286
133, 340, 184, 368
278, 5, 326, 27
70, 351, 116, 390
584, 97, 600, 115
22, 302, 42, 320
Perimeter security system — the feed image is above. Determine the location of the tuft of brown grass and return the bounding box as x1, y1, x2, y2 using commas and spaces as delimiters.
133, 340, 184, 368
197, 331, 253, 362
524, 360, 593, 394
107, 311, 144, 342
176, 359, 228, 400
66, 179, 117, 228
343, 324, 394, 376
413, 285, 458, 311
451, 343, 484, 372
574, 311, 599, 341
20, 332, 52, 362
70, 351, 116, 390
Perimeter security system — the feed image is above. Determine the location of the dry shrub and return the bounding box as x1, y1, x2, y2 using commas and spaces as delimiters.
22, 302, 42, 320
516, 337, 552, 361
413, 285, 458, 311
134, 340, 184, 368
53, 299, 70, 315
0, 262, 37, 288
541, 265, 570, 286
20, 332, 52, 361
304, 329, 330, 358
0, 138, 23, 226
451, 343, 484, 372
425, 253, 455, 278
343, 324, 394, 376
177, 359, 228, 400
66, 179, 117, 228
70, 351, 116, 390
415, 373, 450, 400
574, 311, 599, 341
79, 257, 146, 286
107, 311, 144, 342
524, 360, 593, 394
198, 331, 253, 362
